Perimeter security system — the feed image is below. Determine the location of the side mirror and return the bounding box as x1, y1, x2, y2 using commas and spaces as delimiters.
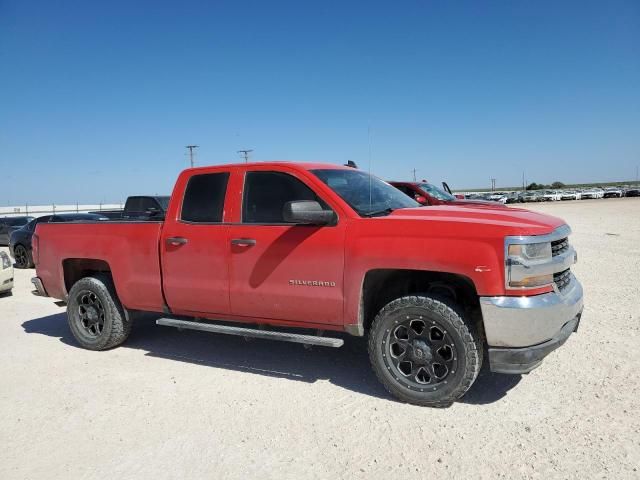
283, 201, 336, 225
415, 195, 428, 205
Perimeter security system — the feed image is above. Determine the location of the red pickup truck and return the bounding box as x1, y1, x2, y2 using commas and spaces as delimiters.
389, 181, 503, 207
32, 162, 583, 406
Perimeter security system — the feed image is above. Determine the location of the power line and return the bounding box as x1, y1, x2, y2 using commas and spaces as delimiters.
185, 145, 199, 168
237, 149, 253, 163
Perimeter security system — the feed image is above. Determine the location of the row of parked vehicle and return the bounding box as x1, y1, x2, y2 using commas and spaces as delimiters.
464, 186, 640, 204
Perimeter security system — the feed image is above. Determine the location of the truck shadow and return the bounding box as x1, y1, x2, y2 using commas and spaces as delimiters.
22, 313, 521, 406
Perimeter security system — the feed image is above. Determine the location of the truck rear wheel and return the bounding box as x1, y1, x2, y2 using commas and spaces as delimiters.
368, 295, 481, 407
67, 275, 131, 350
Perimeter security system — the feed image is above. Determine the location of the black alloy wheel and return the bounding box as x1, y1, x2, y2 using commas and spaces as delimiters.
76, 290, 106, 338
383, 317, 457, 390
14, 245, 30, 269
368, 295, 481, 406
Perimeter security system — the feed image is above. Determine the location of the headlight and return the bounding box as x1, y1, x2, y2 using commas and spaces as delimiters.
508, 242, 551, 261
1, 252, 10, 270
506, 241, 553, 288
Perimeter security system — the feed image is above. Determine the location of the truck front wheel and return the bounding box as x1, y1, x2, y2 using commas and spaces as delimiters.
368, 295, 481, 406
67, 275, 132, 351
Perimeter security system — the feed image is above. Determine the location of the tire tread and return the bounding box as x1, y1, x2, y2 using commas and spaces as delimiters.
368, 294, 482, 407
67, 275, 131, 350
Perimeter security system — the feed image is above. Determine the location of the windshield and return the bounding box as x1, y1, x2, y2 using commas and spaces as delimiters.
156, 196, 170, 210
418, 183, 455, 201
312, 169, 419, 216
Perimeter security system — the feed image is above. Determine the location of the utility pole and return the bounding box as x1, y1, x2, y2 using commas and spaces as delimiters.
491, 178, 496, 192
412, 168, 418, 181
185, 145, 199, 168
237, 149, 253, 163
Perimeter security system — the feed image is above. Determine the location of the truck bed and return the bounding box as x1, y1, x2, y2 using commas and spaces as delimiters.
35, 221, 165, 312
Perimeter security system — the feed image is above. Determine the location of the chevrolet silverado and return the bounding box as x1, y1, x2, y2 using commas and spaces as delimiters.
32, 162, 583, 406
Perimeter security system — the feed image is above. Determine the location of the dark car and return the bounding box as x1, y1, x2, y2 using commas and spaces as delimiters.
624, 187, 640, 197
0, 216, 34, 245
389, 181, 505, 207
505, 192, 525, 204
10, 213, 108, 268
89, 195, 170, 220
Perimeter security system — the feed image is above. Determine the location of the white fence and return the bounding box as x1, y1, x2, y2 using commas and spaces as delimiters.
0, 204, 123, 217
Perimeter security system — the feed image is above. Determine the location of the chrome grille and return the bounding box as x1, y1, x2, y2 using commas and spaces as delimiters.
551, 238, 569, 257
554, 269, 571, 292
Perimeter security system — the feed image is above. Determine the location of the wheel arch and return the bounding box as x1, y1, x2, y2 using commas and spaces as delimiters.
359, 269, 482, 334
62, 258, 113, 296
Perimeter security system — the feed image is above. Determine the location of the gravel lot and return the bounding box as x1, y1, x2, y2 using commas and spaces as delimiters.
1, 198, 639, 479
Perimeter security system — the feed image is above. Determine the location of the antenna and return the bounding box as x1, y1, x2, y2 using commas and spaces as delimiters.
367, 125, 373, 208
237, 149, 253, 163
185, 145, 199, 168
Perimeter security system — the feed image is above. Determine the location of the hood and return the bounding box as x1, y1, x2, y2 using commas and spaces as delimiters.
387, 205, 565, 236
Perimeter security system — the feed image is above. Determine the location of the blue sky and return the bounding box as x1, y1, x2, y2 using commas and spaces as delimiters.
1, 0, 639, 204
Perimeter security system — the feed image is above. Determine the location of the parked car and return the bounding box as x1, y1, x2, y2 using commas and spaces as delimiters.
34, 162, 583, 407
0, 251, 13, 294
624, 187, 640, 197
580, 188, 604, 199
504, 192, 524, 204
487, 192, 507, 202
389, 182, 506, 207
521, 191, 541, 202
560, 190, 581, 201
603, 187, 623, 198
10, 213, 108, 268
89, 195, 170, 220
0, 216, 34, 245
542, 190, 561, 201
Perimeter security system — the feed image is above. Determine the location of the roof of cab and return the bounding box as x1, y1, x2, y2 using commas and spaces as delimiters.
184, 161, 351, 173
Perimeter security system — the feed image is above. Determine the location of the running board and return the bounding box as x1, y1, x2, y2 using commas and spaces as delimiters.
156, 318, 344, 348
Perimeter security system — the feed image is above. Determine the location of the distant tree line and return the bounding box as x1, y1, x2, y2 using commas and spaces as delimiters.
526, 181, 565, 190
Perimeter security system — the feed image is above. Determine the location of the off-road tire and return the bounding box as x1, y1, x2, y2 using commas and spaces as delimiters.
368, 294, 481, 407
67, 275, 132, 350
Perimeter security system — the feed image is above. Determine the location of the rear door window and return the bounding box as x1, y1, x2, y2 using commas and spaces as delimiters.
181, 172, 230, 223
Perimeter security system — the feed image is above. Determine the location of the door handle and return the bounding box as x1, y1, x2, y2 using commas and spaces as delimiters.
166, 237, 188, 246
231, 238, 256, 247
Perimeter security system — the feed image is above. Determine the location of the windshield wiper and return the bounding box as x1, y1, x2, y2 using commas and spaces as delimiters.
362, 207, 395, 217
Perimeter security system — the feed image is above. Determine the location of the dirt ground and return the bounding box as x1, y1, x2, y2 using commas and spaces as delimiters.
1, 198, 639, 479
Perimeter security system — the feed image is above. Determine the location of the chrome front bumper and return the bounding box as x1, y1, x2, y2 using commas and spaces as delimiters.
480, 276, 583, 374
